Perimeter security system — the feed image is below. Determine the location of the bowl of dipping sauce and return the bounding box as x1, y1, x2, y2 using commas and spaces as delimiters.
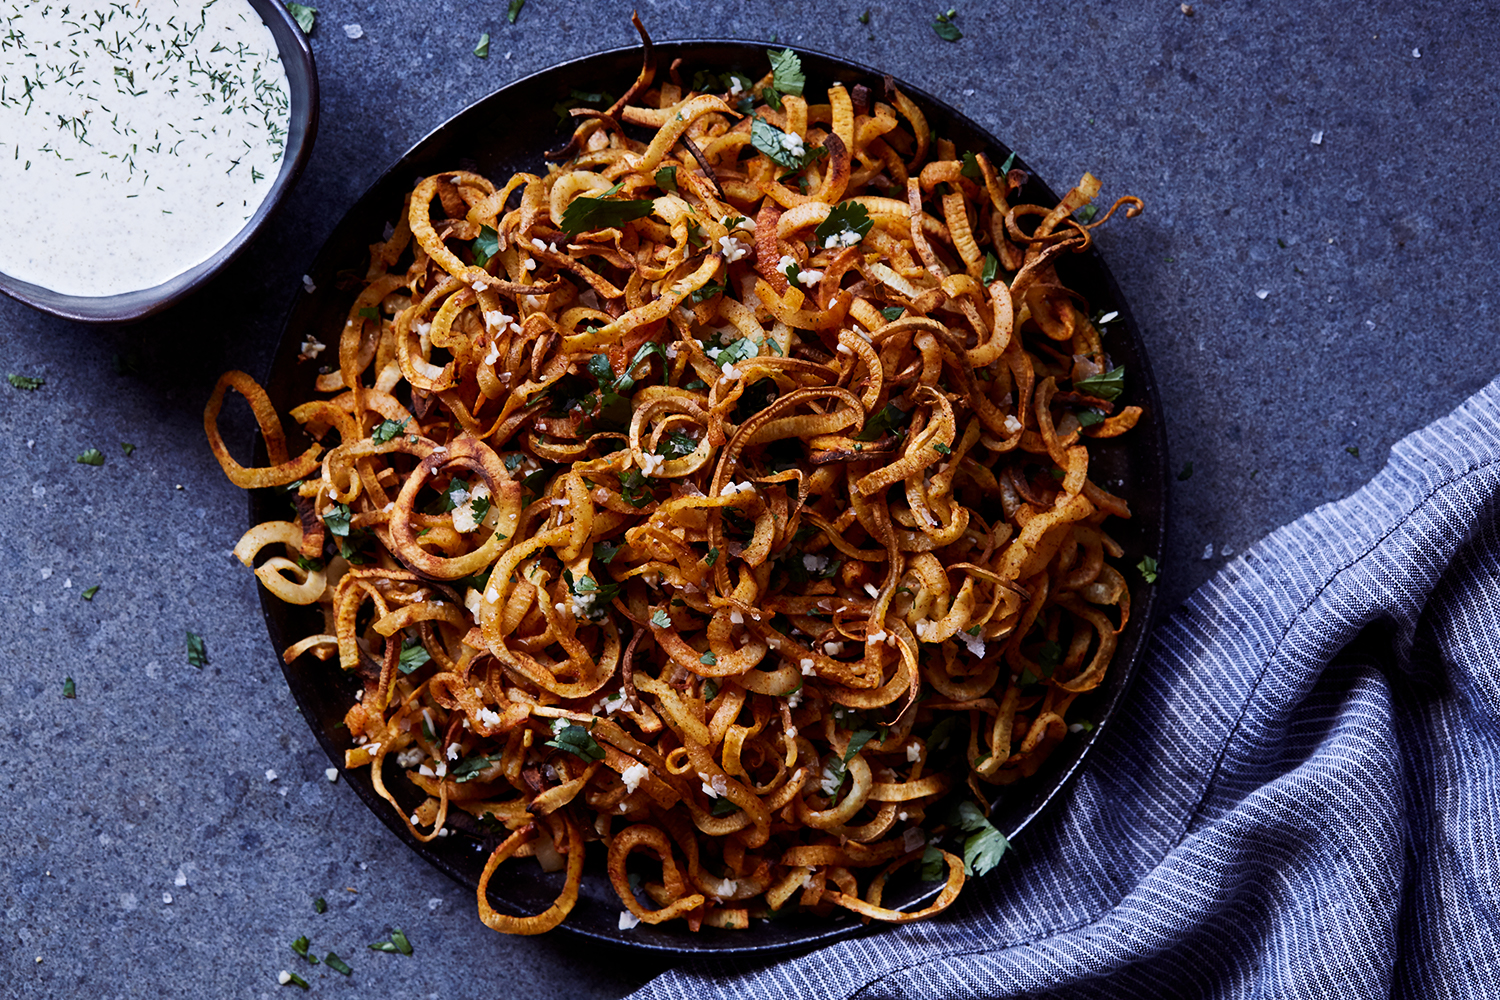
0, 0, 318, 324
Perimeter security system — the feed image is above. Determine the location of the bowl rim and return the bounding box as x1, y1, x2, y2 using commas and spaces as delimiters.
0, 0, 320, 325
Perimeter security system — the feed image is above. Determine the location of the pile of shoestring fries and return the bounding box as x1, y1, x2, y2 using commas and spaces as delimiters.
205, 31, 1143, 935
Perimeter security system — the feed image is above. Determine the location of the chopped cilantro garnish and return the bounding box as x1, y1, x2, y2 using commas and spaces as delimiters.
322, 503, 353, 537
879, 306, 905, 322
186, 630, 208, 669
81, 584, 99, 601
371, 416, 410, 444
324, 952, 352, 976
472, 224, 501, 266
619, 469, 653, 507
813, 202, 873, 245
560, 191, 655, 237
858, 8, 871, 23
700, 651, 718, 666
593, 540, 622, 564
919, 845, 945, 880
1137, 555, 1159, 583
397, 637, 431, 675
843, 728, 879, 762
655, 165, 678, 193
1036, 640, 1063, 677
451, 752, 500, 782
286, 3, 316, 35
1077, 409, 1106, 428
949, 800, 1008, 875
62, 676, 76, 699
1177, 461, 1194, 481
1074, 366, 1125, 402
932, 10, 963, 42
766, 47, 805, 96
960, 151, 981, 179
1079, 204, 1098, 223
545, 724, 606, 762
8, 374, 43, 390
473, 32, 489, 58
656, 430, 699, 460
690, 278, 727, 304
981, 252, 999, 284
704, 546, 719, 566
120, 442, 136, 456
650, 609, 672, 628
357, 306, 379, 320
76, 448, 104, 466
504, 453, 525, 471
750, 117, 820, 170
711, 796, 741, 816
933, 442, 952, 455
853, 402, 911, 441
1346, 445, 1361, 457
313, 897, 327, 913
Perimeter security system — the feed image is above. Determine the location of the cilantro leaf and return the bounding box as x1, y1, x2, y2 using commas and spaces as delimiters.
1137, 555, 1159, 583
932, 14, 963, 42
766, 48, 805, 96
650, 609, 671, 628
506, 0, 524, 23
560, 192, 655, 237
655, 166, 678, 193
700, 652, 718, 666
813, 202, 873, 246
313, 897, 327, 913
879, 306, 905, 322
472, 224, 501, 266
981, 252, 999, 284
1074, 366, 1125, 402
286, 3, 317, 34
545, 724, 606, 762
357, 306, 379, 320
371, 416, 410, 444
322, 503, 353, 537
451, 752, 499, 782
704, 546, 719, 566
121, 442, 136, 456
593, 540, 622, 564
619, 469, 653, 507
690, 278, 727, 304
1036, 640, 1063, 677
964, 823, 1008, 876
711, 796, 741, 816
933, 442, 952, 455
656, 430, 699, 460
7, 374, 43, 390
504, 453, 525, 471
749, 117, 806, 170
853, 402, 911, 441
919, 845, 945, 879
186, 630, 208, 668
843, 729, 879, 762
707, 335, 758, 369
397, 637, 431, 674
960, 151, 982, 179
324, 952, 352, 976
63, 676, 76, 699
473, 32, 489, 58
81, 584, 99, 601
76, 448, 104, 466
1077, 409, 1106, 428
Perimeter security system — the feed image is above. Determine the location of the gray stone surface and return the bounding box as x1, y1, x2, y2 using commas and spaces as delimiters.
2, 1, 1496, 997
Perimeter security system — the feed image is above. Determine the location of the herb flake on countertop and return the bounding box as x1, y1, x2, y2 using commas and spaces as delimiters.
8, 374, 43, 390
76, 448, 105, 466
186, 630, 209, 669
474, 32, 490, 58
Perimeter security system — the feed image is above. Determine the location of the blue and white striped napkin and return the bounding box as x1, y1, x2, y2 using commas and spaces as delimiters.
633, 378, 1500, 998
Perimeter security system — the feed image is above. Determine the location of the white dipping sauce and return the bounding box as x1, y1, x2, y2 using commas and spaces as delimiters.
0, 0, 290, 297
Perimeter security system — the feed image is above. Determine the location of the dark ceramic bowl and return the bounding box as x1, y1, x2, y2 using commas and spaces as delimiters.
0, 0, 318, 325
252, 40, 1168, 956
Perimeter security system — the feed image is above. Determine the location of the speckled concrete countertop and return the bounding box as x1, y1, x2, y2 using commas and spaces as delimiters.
3, 1, 1495, 997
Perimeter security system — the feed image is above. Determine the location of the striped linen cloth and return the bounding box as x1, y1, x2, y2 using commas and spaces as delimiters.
631, 379, 1500, 999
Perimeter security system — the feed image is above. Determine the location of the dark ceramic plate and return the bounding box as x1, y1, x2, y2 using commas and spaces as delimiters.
0, 0, 318, 325
251, 40, 1168, 956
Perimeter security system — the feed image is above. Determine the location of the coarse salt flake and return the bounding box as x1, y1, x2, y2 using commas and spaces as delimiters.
1003, 415, 1024, 435
265, 769, 277, 782
717, 235, 751, 262
799, 659, 815, 675
619, 910, 641, 930
1255, 289, 1270, 300
907, 743, 921, 762
301, 274, 316, 293
342, 23, 363, 38
325, 768, 339, 782
1311, 130, 1324, 145
621, 762, 649, 793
